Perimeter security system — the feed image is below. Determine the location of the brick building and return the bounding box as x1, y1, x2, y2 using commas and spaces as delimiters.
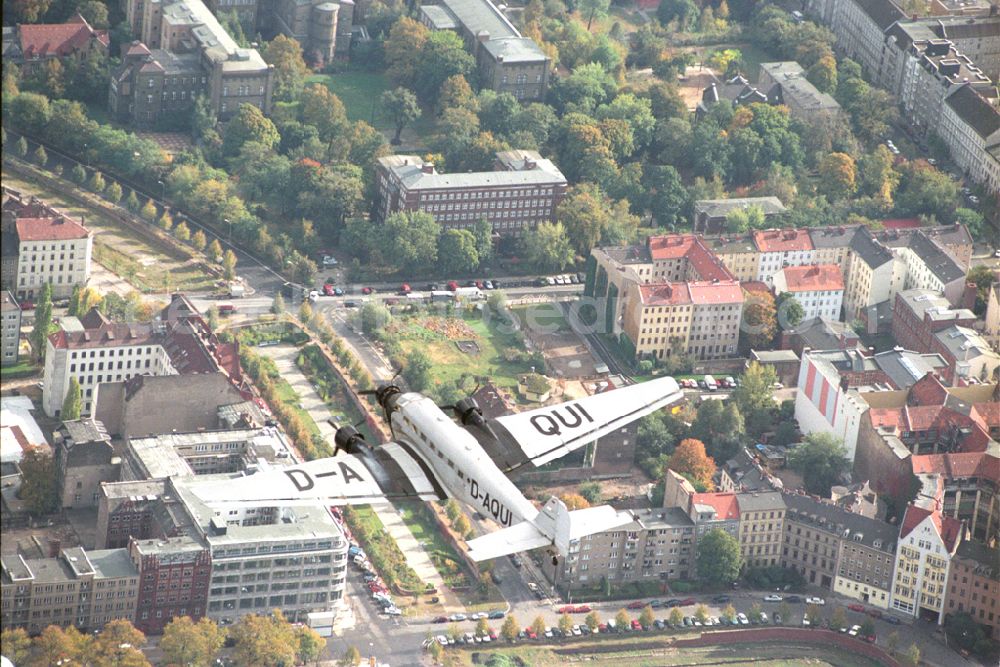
8, 13, 109, 74
892, 289, 977, 356
128, 536, 211, 635
944, 540, 1000, 641
373, 151, 567, 235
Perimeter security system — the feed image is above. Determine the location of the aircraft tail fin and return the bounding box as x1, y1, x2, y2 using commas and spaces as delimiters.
465, 497, 632, 562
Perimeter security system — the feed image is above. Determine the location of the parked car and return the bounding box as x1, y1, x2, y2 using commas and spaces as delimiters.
785, 595, 802, 603
484, 280, 494, 290
449, 613, 467, 621
488, 610, 505, 619
848, 624, 861, 637
679, 598, 696, 606
572, 605, 592, 614
432, 616, 448, 623
322, 255, 338, 266
631, 619, 643, 631
398, 283, 411, 295
764, 594, 783, 602
884, 616, 902, 625
867, 609, 882, 619
361, 286, 373, 295
665, 599, 681, 607
711, 595, 731, 604
805, 597, 825, 606
773, 613, 782, 625
737, 613, 749, 625
323, 284, 336, 296
848, 604, 865, 613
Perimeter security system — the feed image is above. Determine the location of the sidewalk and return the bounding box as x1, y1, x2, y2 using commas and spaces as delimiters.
259, 343, 337, 446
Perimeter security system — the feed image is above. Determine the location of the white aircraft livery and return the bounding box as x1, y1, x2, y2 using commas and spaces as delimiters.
192, 376, 684, 562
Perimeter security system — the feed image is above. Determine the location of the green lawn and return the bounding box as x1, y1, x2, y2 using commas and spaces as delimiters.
271, 374, 325, 442
343, 505, 427, 592
510, 304, 571, 334
396, 501, 473, 589
306, 71, 391, 124
0, 359, 40, 379
392, 314, 536, 391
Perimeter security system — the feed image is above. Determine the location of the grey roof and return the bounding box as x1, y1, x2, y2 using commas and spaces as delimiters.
160, 0, 267, 71
736, 491, 786, 512
907, 231, 966, 284
62, 418, 110, 444
149, 48, 201, 75
751, 349, 799, 362
784, 317, 860, 349
420, 4, 457, 29
876, 224, 973, 251
873, 348, 948, 388
380, 154, 565, 190
929, 16, 1000, 41
628, 506, 695, 530
88, 548, 139, 579
945, 85, 1000, 139
856, 0, 906, 29
759, 62, 841, 113
1, 290, 18, 312
933, 326, 1000, 362
480, 37, 547, 63
954, 539, 1000, 576
897, 289, 975, 322
783, 492, 898, 553
704, 233, 758, 255
724, 448, 775, 493
693, 197, 786, 220
596, 244, 652, 265
808, 225, 861, 249
849, 227, 895, 269
437, 0, 519, 40
131, 535, 206, 556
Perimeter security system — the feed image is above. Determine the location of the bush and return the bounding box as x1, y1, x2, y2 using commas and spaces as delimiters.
106, 181, 123, 203
71, 163, 87, 184
31, 145, 47, 166
88, 170, 106, 193
140, 198, 157, 222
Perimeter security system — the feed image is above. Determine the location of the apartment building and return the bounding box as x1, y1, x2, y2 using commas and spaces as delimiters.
891, 504, 963, 623
704, 234, 761, 282
1, 547, 139, 635
42, 295, 247, 417
373, 151, 567, 234
736, 491, 786, 568
930, 325, 1000, 384
691, 197, 786, 234
419, 0, 549, 100
780, 317, 861, 355
0, 192, 93, 301
8, 13, 109, 74
549, 507, 696, 592
897, 231, 969, 306
844, 226, 904, 322
782, 492, 897, 606
752, 229, 815, 286
111, 0, 273, 126
944, 540, 1000, 641
892, 289, 977, 355
1, 290, 21, 366
940, 85, 1000, 195
758, 62, 843, 121
985, 278, 1000, 348
54, 418, 118, 510
911, 452, 1000, 547
773, 264, 844, 321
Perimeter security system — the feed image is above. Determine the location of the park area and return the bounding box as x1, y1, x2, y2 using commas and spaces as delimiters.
2, 168, 216, 293
388, 313, 541, 392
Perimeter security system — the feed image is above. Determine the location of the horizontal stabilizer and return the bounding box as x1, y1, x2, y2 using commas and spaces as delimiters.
466, 521, 551, 562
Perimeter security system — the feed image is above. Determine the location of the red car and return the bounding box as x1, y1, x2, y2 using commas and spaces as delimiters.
626, 600, 646, 610
848, 604, 865, 613
361, 286, 373, 295
865, 634, 877, 643
447, 280, 459, 291
572, 605, 592, 614
323, 284, 336, 296
398, 283, 411, 294
475, 280, 484, 289
557, 605, 574, 614
525, 627, 537, 639
631, 620, 643, 630
867, 609, 882, 619
19, 300, 34, 310
679, 598, 696, 606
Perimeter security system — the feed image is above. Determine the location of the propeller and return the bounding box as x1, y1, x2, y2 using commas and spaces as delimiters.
358, 367, 405, 439
331, 418, 369, 457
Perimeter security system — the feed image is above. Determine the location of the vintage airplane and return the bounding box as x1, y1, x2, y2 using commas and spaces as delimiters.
191, 376, 684, 562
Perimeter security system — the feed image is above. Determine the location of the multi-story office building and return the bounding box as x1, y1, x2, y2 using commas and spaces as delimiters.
42, 295, 247, 416
419, 0, 549, 100
111, 0, 273, 126
1, 290, 21, 366
736, 491, 786, 568
128, 536, 212, 635
944, 540, 1000, 641
0, 192, 93, 301
1, 547, 139, 635
373, 151, 567, 235
546, 507, 697, 592
773, 264, 844, 321
891, 504, 963, 623
892, 289, 977, 355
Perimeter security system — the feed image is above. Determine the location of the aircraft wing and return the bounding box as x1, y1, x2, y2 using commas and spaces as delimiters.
491, 376, 684, 467
190, 456, 389, 508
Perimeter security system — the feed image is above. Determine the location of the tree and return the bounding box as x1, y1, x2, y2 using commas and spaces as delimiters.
140, 198, 158, 222
640, 605, 656, 628
207, 238, 223, 260
157, 210, 173, 231
585, 611, 600, 631
31, 282, 53, 361
740, 289, 777, 351
579, 481, 602, 504
559, 493, 591, 510
383, 211, 441, 273
125, 191, 140, 212
860, 618, 875, 638
30, 625, 93, 666
174, 221, 191, 242
787, 432, 850, 496
615, 609, 630, 629
523, 221, 574, 272
731, 361, 778, 435
14, 136, 29, 157
385, 17, 430, 86
669, 607, 684, 626
299, 300, 314, 324
807, 54, 838, 93
70, 162, 86, 183
691, 398, 744, 463
472, 218, 493, 265
828, 606, 847, 631
694, 604, 709, 624
437, 74, 478, 116
444, 498, 462, 523
818, 152, 856, 200
88, 170, 106, 194
403, 349, 433, 392
668, 438, 716, 489
887, 630, 900, 654
559, 613, 573, 635
271, 293, 286, 315
413, 31, 475, 104
696, 528, 742, 586
61, 376, 83, 420
501, 614, 519, 641
721, 604, 736, 622
230, 612, 298, 667
776, 292, 804, 328
749, 602, 764, 624
31, 144, 48, 166
106, 181, 123, 203
725, 205, 766, 233
360, 301, 391, 337
341, 645, 362, 666
531, 615, 546, 637
954, 207, 985, 240
895, 162, 958, 220
658, 0, 698, 30
223, 103, 280, 157
778, 601, 790, 624
437, 228, 480, 275
160, 617, 224, 667
1, 627, 31, 664
222, 249, 238, 280
263, 35, 308, 102
379, 87, 421, 145
295, 625, 325, 665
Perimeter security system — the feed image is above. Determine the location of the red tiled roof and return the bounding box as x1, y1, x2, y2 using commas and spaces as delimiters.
691, 492, 740, 520
648, 235, 697, 260
753, 229, 813, 253
647, 234, 734, 282
125, 41, 151, 56
741, 281, 771, 296
899, 504, 962, 552
15, 216, 89, 241
970, 402, 1000, 429
688, 280, 744, 305
639, 283, 691, 306
911, 452, 1000, 483
907, 373, 948, 407
778, 264, 844, 292
18, 14, 109, 58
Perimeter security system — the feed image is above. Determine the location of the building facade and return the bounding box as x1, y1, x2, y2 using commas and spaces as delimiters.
736, 491, 786, 568
944, 540, 1000, 641
373, 151, 567, 234
54, 418, 119, 510
1, 290, 21, 366
891, 504, 962, 623
9, 13, 109, 74
892, 289, 977, 355
773, 264, 844, 321
129, 536, 212, 635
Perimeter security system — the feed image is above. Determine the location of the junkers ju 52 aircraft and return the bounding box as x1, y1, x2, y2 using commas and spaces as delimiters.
192, 376, 684, 563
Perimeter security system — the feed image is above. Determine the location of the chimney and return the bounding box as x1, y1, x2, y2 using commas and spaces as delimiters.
961, 282, 977, 311
421, 163, 435, 174
523, 157, 536, 170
